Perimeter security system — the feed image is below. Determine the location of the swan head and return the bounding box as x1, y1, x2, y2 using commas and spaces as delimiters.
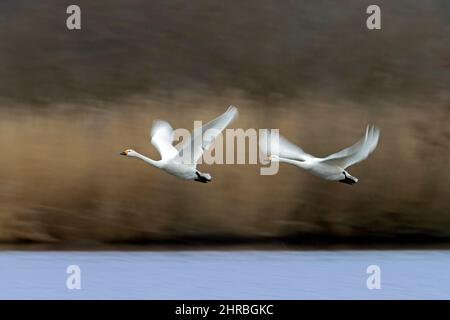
120, 149, 137, 157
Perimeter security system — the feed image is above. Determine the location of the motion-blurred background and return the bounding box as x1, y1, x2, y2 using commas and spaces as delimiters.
0, 0, 449, 244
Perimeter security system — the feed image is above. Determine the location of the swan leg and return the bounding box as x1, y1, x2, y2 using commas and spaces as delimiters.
339, 172, 358, 185
339, 178, 356, 185
195, 171, 212, 183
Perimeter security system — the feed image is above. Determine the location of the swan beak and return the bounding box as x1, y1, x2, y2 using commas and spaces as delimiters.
120, 151, 128, 156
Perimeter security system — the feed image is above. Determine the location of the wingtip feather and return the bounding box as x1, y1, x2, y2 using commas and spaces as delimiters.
227, 105, 239, 115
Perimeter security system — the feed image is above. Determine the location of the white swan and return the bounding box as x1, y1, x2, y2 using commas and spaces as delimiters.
120, 106, 238, 183
260, 125, 380, 185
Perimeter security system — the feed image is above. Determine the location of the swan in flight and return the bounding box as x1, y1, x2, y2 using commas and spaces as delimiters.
260, 125, 380, 185
120, 106, 238, 183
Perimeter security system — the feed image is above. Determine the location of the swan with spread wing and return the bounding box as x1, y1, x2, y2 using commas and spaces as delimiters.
120, 106, 238, 183
260, 125, 380, 185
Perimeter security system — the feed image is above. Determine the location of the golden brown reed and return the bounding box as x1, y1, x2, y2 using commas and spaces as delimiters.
1, 93, 449, 243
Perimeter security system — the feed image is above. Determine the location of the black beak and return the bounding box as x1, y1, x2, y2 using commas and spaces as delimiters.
120, 151, 127, 156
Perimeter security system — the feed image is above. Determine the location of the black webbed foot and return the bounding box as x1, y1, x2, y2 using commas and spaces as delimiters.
195, 171, 212, 183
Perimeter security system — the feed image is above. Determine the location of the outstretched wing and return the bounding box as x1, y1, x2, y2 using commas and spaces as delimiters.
178, 106, 239, 164
259, 130, 314, 161
150, 120, 179, 160
320, 125, 380, 169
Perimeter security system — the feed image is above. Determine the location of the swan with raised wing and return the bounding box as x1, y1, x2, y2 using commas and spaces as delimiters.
260, 125, 380, 185
120, 106, 238, 183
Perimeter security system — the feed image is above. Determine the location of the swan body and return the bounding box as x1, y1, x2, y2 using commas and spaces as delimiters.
261, 125, 380, 185
120, 106, 238, 183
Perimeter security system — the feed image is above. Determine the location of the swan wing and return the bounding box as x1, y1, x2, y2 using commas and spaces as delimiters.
259, 130, 314, 161
150, 120, 179, 160
178, 106, 239, 164
320, 125, 380, 169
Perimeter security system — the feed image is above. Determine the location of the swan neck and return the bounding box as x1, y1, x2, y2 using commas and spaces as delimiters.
133, 152, 162, 168
278, 157, 306, 168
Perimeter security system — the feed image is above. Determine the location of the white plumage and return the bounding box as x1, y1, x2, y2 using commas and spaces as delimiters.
260, 125, 380, 185
120, 106, 238, 183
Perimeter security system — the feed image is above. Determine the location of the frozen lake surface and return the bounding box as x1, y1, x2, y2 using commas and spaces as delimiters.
0, 250, 449, 299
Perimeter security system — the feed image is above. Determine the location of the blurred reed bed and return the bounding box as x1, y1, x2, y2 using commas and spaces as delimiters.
0, 0, 449, 243
0, 93, 449, 243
